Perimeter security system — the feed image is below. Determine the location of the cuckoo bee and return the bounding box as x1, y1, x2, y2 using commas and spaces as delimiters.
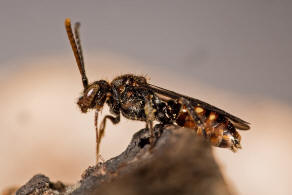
65, 19, 250, 161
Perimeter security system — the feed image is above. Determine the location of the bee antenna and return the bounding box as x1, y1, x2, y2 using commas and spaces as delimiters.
65, 18, 89, 88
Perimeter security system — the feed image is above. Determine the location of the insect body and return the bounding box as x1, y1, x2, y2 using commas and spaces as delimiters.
65, 19, 250, 162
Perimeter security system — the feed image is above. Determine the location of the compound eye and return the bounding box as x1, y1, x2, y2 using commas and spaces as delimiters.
87, 88, 95, 97
85, 85, 100, 98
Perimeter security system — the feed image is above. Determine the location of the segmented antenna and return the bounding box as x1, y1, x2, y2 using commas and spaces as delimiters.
65, 18, 88, 88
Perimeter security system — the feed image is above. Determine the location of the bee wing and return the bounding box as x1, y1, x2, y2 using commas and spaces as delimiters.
147, 84, 250, 130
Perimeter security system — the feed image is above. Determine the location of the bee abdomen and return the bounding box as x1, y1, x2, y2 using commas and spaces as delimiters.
175, 106, 240, 150
176, 106, 218, 131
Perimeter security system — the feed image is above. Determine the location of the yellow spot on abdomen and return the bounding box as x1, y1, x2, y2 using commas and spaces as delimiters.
209, 113, 217, 121
195, 107, 204, 114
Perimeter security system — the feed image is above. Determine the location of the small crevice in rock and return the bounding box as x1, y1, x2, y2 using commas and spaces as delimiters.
138, 137, 150, 148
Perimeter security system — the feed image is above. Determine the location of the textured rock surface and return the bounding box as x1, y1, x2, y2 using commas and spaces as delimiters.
15, 125, 231, 195
16, 174, 66, 195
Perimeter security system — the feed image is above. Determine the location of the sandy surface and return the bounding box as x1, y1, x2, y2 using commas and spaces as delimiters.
0, 54, 291, 195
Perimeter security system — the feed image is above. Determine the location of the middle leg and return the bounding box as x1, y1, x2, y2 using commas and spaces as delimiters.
144, 95, 156, 147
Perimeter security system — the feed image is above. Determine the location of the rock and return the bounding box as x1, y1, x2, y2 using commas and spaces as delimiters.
15, 124, 231, 195
16, 174, 65, 195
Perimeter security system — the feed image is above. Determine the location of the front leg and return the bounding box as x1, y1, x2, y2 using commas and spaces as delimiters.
95, 112, 120, 163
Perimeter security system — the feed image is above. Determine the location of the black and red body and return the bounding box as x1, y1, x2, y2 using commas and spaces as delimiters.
65, 19, 250, 158
78, 74, 249, 152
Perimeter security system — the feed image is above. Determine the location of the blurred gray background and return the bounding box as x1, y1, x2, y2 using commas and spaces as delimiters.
0, 1, 291, 195
1, 0, 291, 102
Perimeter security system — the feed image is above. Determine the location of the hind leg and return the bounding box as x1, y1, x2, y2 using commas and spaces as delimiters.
178, 97, 207, 137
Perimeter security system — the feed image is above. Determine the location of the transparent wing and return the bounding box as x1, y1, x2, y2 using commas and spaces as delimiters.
147, 84, 250, 130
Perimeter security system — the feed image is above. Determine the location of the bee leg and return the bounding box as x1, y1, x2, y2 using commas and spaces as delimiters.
146, 120, 154, 148
178, 97, 207, 137
95, 113, 120, 163
144, 95, 156, 148
94, 110, 99, 163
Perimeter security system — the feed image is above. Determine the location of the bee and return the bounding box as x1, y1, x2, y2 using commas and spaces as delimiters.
65, 19, 250, 162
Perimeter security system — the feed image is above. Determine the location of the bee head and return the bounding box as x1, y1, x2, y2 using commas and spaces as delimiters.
65, 19, 111, 113
77, 80, 110, 113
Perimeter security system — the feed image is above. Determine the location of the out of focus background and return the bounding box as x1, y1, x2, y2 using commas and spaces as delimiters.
0, 1, 291, 194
